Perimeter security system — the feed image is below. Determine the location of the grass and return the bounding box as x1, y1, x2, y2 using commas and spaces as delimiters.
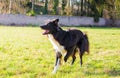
0, 26, 120, 78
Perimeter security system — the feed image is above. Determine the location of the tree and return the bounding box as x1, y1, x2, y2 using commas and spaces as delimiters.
44, 0, 48, 14
75, 0, 80, 15
115, 0, 120, 19
62, 0, 67, 15
0, 0, 119, 21
65, 0, 72, 15
53, 0, 59, 15
81, 0, 84, 16
9, 0, 12, 14
31, 0, 35, 10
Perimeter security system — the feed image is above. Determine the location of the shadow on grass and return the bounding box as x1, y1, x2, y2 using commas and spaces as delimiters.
84, 69, 120, 77
85, 71, 105, 76
59, 70, 73, 74
107, 69, 120, 77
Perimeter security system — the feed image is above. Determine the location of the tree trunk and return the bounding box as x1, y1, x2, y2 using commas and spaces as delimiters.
84, 0, 87, 16
53, 0, 59, 15
71, 0, 74, 15
62, 0, 67, 15
87, 0, 90, 16
81, 0, 83, 16
31, 0, 34, 10
9, 0, 12, 14
44, 0, 48, 14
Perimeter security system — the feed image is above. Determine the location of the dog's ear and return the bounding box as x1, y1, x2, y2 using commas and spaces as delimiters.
55, 19, 59, 22
53, 19, 59, 25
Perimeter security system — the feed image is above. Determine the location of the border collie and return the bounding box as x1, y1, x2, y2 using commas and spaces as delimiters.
40, 19, 89, 73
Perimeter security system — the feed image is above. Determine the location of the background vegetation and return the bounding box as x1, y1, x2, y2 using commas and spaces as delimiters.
0, 26, 120, 78
0, 0, 120, 22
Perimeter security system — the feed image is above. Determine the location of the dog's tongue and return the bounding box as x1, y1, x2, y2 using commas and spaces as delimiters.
42, 30, 49, 35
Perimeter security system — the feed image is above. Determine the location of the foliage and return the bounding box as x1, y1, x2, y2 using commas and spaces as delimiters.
53, 0, 59, 15
0, 0, 120, 22
87, 1, 100, 22
0, 26, 120, 78
0, 0, 29, 14
26, 10, 36, 16
61, 0, 67, 15
115, 0, 120, 19
44, 0, 48, 14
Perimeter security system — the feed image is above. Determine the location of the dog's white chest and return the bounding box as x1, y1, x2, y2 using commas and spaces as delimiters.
48, 35, 66, 54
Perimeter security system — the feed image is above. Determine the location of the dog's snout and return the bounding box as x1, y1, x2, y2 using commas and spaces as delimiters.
40, 25, 45, 29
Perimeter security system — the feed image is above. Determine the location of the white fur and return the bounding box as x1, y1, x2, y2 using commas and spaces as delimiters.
48, 34, 66, 55
48, 34, 66, 73
52, 58, 60, 74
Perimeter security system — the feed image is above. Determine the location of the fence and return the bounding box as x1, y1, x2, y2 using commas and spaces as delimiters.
0, 14, 119, 27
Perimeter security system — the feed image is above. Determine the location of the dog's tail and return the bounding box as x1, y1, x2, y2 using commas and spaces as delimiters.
84, 33, 89, 54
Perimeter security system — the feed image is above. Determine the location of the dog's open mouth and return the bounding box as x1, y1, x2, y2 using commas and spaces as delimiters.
42, 30, 49, 35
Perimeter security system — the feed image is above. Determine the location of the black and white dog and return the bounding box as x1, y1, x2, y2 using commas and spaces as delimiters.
40, 19, 89, 73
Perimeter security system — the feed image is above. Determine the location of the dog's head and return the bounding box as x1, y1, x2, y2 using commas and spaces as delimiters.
40, 19, 61, 35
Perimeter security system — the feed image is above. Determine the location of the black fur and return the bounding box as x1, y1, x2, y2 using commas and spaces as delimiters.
40, 19, 89, 67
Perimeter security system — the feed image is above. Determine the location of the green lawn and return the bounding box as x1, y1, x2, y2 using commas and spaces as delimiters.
0, 26, 120, 78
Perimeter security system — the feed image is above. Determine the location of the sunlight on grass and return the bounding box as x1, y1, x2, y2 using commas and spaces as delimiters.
0, 26, 120, 78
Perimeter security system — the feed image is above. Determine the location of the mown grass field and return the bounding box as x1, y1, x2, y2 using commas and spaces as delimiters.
0, 26, 120, 78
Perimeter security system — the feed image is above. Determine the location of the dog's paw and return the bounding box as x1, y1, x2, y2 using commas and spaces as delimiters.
51, 70, 56, 74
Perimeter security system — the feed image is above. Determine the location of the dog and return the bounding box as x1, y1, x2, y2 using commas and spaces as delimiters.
40, 19, 89, 73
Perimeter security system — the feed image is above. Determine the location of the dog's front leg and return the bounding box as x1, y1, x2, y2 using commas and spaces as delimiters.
52, 52, 62, 74
52, 58, 60, 74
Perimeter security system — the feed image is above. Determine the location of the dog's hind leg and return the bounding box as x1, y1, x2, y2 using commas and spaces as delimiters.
71, 48, 77, 65
52, 52, 62, 74
78, 40, 86, 66
80, 52, 83, 66
64, 47, 75, 63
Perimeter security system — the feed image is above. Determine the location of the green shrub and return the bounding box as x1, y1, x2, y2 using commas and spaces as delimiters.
26, 10, 36, 16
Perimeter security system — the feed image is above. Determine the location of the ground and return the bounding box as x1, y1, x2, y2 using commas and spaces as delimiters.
0, 26, 120, 78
